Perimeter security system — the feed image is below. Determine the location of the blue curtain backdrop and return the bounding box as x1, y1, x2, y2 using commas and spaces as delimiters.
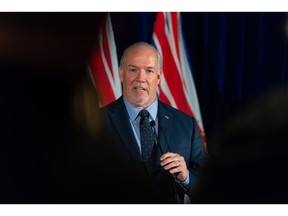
111, 12, 288, 147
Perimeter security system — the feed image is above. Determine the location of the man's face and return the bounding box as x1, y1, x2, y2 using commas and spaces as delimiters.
120, 46, 161, 108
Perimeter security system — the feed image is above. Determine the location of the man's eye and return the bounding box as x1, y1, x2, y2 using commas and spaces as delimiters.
147, 69, 154, 73
129, 68, 137, 72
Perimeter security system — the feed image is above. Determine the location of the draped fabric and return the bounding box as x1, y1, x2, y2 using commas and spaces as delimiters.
90, 13, 121, 107
152, 12, 206, 146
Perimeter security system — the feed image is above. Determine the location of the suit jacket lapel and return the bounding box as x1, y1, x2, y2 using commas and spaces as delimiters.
157, 101, 173, 154
109, 97, 142, 161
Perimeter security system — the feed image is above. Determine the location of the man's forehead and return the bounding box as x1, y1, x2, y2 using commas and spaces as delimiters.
127, 65, 156, 68
128, 46, 156, 55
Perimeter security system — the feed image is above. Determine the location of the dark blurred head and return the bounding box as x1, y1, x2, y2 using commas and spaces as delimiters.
0, 13, 109, 203
0, 13, 106, 77
0, 12, 107, 140
195, 88, 288, 204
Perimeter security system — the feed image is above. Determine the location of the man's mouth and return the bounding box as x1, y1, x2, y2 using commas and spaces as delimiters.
134, 86, 147, 92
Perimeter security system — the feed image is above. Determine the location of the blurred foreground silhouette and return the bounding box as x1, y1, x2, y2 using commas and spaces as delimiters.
0, 13, 109, 203
195, 87, 288, 204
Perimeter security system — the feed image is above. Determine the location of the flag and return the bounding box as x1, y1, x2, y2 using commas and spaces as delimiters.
152, 12, 206, 148
89, 13, 122, 107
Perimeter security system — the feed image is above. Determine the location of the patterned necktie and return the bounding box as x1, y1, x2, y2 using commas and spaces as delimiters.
139, 109, 156, 176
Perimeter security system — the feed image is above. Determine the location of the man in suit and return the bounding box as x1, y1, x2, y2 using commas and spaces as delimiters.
99, 42, 208, 203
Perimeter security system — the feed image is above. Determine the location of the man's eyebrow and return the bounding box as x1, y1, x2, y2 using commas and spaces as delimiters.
127, 65, 155, 69
127, 65, 138, 68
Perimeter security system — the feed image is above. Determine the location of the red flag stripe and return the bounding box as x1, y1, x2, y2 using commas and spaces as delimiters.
90, 13, 121, 107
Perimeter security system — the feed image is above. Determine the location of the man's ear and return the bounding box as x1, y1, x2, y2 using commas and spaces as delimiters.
157, 70, 161, 85
119, 67, 123, 82
157, 70, 162, 79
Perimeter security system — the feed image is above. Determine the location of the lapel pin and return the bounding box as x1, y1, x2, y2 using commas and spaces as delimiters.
164, 115, 169, 119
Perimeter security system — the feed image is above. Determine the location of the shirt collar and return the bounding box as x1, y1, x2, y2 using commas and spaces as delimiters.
123, 97, 158, 121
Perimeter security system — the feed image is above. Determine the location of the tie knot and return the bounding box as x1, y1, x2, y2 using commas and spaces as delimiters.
139, 109, 149, 118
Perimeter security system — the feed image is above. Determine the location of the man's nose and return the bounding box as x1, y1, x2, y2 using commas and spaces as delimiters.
136, 69, 146, 80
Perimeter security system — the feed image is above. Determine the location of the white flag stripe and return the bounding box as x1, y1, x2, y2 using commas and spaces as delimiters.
90, 13, 121, 107
178, 16, 204, 131
99, 14, 121, 100
165, 13, 182, 78
179, 35, 204, 131
106, 14, 121, 99
99, 32, 116, 93
160, 74, 178, 109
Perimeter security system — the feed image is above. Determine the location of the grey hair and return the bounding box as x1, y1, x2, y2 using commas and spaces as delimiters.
119, 41, 162, 70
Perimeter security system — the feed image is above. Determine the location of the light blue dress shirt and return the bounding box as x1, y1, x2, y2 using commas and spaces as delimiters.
123, 97, 158, 152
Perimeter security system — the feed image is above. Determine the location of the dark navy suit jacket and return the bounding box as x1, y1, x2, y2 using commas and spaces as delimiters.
99, 96, 208, 203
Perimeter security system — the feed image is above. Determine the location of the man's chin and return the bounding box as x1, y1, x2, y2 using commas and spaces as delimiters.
134, 97, 149, 107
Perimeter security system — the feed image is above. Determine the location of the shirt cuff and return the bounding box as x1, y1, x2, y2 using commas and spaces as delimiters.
175, 171, 190, 185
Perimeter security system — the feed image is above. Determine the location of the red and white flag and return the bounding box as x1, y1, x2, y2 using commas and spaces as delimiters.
152, 12, 206, 147
89, 13, 122, 107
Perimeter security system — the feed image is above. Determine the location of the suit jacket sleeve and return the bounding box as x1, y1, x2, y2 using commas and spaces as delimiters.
186, 117, 208, 199
157, 101, 208, 200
